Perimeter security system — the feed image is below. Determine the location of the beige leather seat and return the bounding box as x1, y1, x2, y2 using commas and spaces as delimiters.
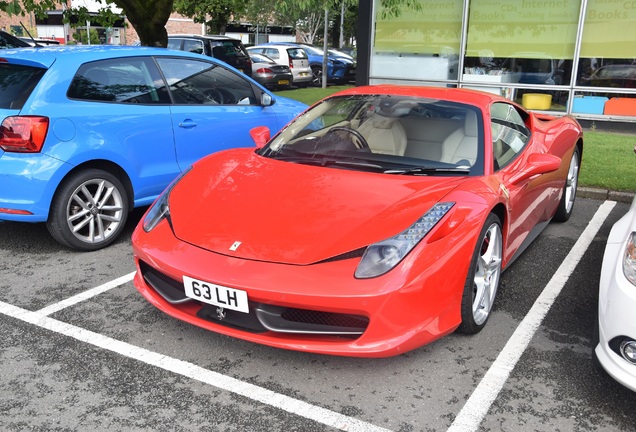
441, 110, 479, 165
358, 115, 408, 155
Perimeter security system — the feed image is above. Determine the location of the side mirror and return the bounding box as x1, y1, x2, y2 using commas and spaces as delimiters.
250, 126, 271, 149
261, 92, 274, 107
509, 153, 561, 185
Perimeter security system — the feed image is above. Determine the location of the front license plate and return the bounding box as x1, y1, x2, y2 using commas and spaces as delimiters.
278, 79, 290, 85
183, 276, 249, 313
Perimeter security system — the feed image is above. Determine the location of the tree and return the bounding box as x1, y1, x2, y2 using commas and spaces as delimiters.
112, 0, 174, 46
0, 0, 174, 47
173, 0, 247, 35
71, 27, 101, 45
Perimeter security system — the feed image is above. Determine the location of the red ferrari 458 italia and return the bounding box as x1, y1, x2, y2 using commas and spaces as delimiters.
132, 85, 583, 357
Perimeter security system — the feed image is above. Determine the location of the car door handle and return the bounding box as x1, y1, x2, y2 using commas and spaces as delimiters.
179, 119, 197, 129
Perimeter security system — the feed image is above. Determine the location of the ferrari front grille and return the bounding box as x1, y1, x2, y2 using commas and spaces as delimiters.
139, 260, 189, 304
255, 304, 368, 336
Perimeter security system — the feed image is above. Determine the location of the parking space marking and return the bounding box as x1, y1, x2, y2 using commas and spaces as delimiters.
37, 271, 136, 316
447, 200, 616, 432
0, 300, 391, 432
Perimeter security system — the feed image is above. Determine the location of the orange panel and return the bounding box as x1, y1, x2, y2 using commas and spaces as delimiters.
603, 98, 636, 116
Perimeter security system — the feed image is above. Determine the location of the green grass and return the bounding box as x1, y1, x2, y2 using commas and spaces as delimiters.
275, 85, 636, 193
274, 85, 354, 106
580, 132, 636, 192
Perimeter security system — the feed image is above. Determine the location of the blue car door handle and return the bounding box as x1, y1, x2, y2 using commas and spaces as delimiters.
179, 119, 197, 129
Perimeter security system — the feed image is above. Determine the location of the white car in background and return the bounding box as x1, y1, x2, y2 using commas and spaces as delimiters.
247, 45, 312, 87
596, 196, 636, 392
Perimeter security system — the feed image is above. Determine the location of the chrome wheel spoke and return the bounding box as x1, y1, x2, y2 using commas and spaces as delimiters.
66, 177, 124, 244
472, 223, 502, 325
71, 215, 92, 233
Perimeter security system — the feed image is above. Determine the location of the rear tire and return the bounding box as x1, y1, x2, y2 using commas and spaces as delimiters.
553, 147, 580, 222
311, 66, 323, 87
457, 214, 503, 334
47, 169, 129, 251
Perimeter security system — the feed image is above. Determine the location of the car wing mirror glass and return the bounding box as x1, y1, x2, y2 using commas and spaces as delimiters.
261, 92, 273, 107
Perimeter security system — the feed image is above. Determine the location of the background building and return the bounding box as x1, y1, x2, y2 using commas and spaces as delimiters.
356, 0, 636, 122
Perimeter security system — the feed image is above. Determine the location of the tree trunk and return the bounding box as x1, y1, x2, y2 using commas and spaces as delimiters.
115, 0, 173, 47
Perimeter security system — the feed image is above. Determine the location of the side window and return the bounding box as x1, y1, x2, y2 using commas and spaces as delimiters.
491, 102, 530, 170
156, 58, 257, 105
67, 57, 170, 104
183, 39, 204, 55
167, 39, 182, 50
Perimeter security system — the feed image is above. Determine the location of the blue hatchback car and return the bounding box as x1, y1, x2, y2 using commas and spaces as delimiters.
0, 46, 307, 250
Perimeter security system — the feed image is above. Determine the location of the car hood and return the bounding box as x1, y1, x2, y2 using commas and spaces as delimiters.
169, 150, 466, 265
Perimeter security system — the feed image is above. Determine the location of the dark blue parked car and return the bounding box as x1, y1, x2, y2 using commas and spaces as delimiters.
0, 46, 307, 250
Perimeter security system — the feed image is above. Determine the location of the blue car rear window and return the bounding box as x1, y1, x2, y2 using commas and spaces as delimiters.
0, 63, 46, 109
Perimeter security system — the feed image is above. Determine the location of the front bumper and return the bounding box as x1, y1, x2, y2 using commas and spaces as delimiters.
131, 219, 471, 357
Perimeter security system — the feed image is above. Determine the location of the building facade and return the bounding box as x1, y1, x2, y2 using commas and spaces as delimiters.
356, 0, 636, 121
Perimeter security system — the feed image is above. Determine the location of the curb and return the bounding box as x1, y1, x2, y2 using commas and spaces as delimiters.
578, 186, 635, 204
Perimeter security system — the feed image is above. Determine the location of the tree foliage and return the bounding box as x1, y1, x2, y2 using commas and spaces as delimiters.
173, 0, 247, 35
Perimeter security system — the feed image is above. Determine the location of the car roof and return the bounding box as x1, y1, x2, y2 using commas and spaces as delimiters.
0, 45, 219, 68
168, 34, 240, 41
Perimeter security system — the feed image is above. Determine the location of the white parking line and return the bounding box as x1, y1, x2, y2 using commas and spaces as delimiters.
447, 200, 616, 432
0, 300, 391, 432
37, 271, 136, 316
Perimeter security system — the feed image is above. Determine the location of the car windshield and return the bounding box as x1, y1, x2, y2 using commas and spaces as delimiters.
259, 94, 484, 176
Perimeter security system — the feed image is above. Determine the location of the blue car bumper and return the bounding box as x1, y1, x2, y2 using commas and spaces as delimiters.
0, 151, 70, 222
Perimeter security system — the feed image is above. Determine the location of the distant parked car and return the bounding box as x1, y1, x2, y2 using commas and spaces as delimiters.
0, 46, 307, 250
247, 45, 312, 87
589, 64, 636, 88
0, 30, 31, 48
248, 52, 293, 90
168, 34, 253, 77
596, 195, 636, 393
19, 37, 61, 47
268, 42, 356, 86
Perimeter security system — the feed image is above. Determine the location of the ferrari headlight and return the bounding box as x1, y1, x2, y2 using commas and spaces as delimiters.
624, 232, 636, 286
143, 166, 192, 232
355, 202, 455, 279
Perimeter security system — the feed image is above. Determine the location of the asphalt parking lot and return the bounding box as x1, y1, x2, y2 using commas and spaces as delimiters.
1, 197, 635, 431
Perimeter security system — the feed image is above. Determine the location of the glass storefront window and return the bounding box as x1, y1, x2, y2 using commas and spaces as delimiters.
577, 0, 636, 90
370, 0, 463, 82
463, 0, 580, 87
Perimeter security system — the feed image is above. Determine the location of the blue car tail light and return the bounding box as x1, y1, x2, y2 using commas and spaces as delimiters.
0, 116, 49, 153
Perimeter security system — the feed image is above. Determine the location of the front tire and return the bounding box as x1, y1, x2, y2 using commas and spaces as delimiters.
47, 169, 129, 251
457, 214, 503, 334
553, 147, 580, 222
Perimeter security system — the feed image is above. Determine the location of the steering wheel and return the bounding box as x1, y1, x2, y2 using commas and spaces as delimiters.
326, 126, 370, 150
205, 88, 225, 104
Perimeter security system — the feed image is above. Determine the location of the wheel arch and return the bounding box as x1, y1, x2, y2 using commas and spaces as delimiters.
48, 159, 134, 220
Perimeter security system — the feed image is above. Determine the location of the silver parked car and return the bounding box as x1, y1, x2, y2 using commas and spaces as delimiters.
247, 45, 312, 87
248, 52, 293, 90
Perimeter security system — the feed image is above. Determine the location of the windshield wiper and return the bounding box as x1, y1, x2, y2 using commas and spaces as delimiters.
383, 167, 471, 175
276, 155, 384, 170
